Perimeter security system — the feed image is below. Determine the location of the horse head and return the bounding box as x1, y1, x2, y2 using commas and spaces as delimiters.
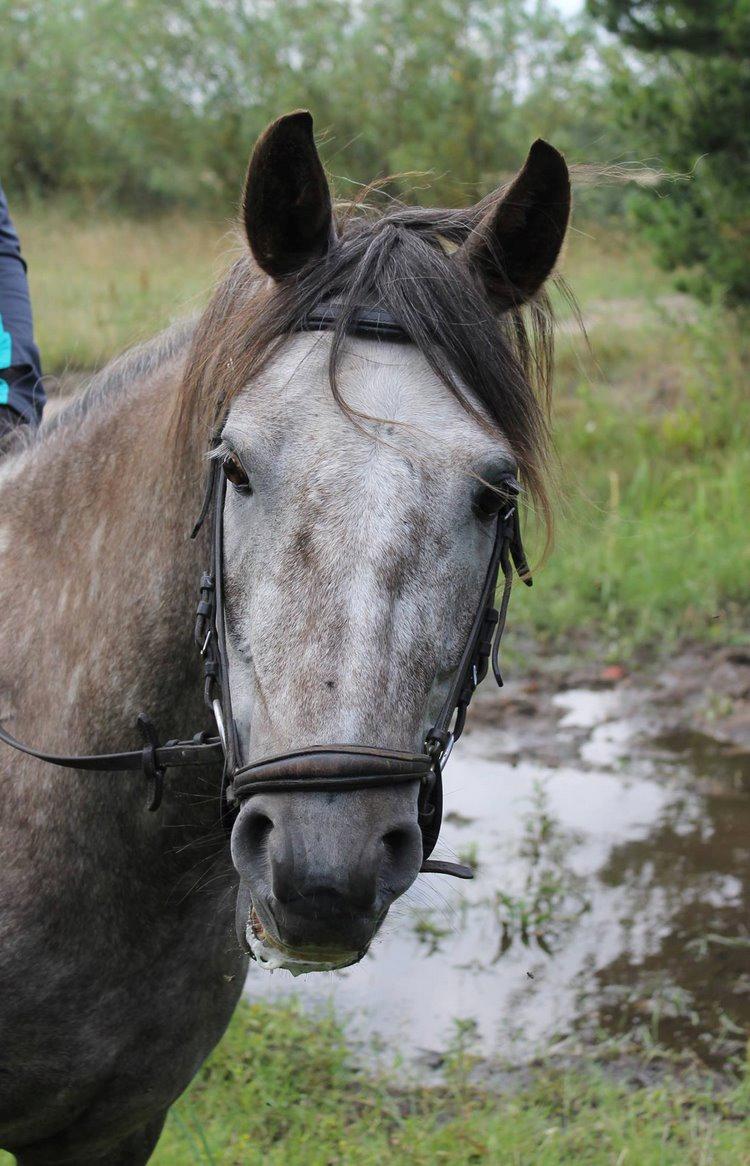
182, 111, 569, 972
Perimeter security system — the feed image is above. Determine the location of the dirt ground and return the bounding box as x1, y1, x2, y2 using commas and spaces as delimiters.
472, 638, 750, 764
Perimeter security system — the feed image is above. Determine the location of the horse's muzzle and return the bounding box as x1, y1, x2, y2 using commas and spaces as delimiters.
230, 753, 426, 970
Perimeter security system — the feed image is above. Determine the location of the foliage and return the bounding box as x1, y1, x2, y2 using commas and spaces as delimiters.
588, 0, 750, 303
0, 0, 617, 212
0, 0, 207, 208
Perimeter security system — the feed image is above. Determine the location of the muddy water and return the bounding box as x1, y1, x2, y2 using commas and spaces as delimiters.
244, 684, 750, 1071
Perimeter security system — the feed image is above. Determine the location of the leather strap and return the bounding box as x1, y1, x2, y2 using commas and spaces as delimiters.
232, 745, 432, 798
423, 480, 528, 771
300, 302, 411, 344
0, 716, 223, 813
0, 721, 223, 773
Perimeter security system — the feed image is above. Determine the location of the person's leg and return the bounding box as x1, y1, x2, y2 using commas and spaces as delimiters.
0, 181, 45, 433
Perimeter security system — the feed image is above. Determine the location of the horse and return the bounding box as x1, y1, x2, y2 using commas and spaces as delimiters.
0, 111, 569, 1164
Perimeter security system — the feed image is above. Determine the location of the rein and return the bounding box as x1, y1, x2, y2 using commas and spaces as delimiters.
0, 305, 531, 879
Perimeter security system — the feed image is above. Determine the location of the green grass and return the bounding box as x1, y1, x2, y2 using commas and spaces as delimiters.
558, 227, 680, 305
145, 1001, 750, 1164
2, 998, 746, 1161
3, 1001, 747, 1163
517, 233, 750, 655
13, 206, 750, 654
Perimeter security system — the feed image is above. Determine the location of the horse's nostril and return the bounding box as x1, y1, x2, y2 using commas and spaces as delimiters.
245, 809, 273, 852
382, 826, 416, 864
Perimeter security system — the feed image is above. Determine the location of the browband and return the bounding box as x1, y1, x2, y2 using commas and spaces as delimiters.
300, 302, 411, 344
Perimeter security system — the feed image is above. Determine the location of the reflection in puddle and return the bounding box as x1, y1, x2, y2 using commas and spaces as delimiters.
244, 686, 750, 1072
553, 687, 621, 729
491, 780, 591, 959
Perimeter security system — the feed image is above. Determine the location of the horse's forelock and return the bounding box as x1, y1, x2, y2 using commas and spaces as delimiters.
176, 204, 557, 549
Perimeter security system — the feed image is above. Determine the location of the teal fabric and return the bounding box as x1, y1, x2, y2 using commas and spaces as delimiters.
0, 314, 11, 369
0, 181, 45, 423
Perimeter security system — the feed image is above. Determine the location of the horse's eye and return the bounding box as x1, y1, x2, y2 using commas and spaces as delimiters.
222, 452, 251, 491
473, 483, 507, 518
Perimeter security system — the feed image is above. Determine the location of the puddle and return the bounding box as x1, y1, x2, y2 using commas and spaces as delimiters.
553, 687, 621, 729
244, 685, 750, 1073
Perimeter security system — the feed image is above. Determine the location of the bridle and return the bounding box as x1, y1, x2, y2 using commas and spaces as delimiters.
0, 305, 531, 880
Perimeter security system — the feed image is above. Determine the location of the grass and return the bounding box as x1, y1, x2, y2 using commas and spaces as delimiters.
5, 1001, 748, 1163
13, 206, 750, 655
519, 230, 750, 655
132, 1001, 750, 1163
15, 205, 236, 374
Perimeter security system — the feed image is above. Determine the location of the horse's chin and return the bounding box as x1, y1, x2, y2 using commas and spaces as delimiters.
243, 906, 364, 976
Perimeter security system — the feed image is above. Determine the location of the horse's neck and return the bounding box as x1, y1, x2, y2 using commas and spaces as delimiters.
0, 347, 216, 832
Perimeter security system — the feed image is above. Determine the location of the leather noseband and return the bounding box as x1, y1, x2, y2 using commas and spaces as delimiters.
231, 746, 431, 796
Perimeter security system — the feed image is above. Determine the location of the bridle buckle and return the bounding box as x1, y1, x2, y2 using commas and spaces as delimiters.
211, 699, 227, 752
425, 730, 454, 776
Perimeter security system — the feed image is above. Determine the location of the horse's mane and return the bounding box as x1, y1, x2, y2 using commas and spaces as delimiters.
177, 198, 557, 539
42, 318, 198, 440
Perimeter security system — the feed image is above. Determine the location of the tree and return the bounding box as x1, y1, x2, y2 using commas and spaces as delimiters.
0, 0, 616, 214
588, 0, 750, 303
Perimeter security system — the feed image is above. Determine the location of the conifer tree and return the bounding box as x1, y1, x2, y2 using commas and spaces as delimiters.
589, 0, 750, 303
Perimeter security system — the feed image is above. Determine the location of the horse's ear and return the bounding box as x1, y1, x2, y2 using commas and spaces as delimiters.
459, 139, 570, 309
243, 110, 333, 280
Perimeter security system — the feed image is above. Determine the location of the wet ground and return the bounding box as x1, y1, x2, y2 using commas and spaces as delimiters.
245, 644, 750, 1076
